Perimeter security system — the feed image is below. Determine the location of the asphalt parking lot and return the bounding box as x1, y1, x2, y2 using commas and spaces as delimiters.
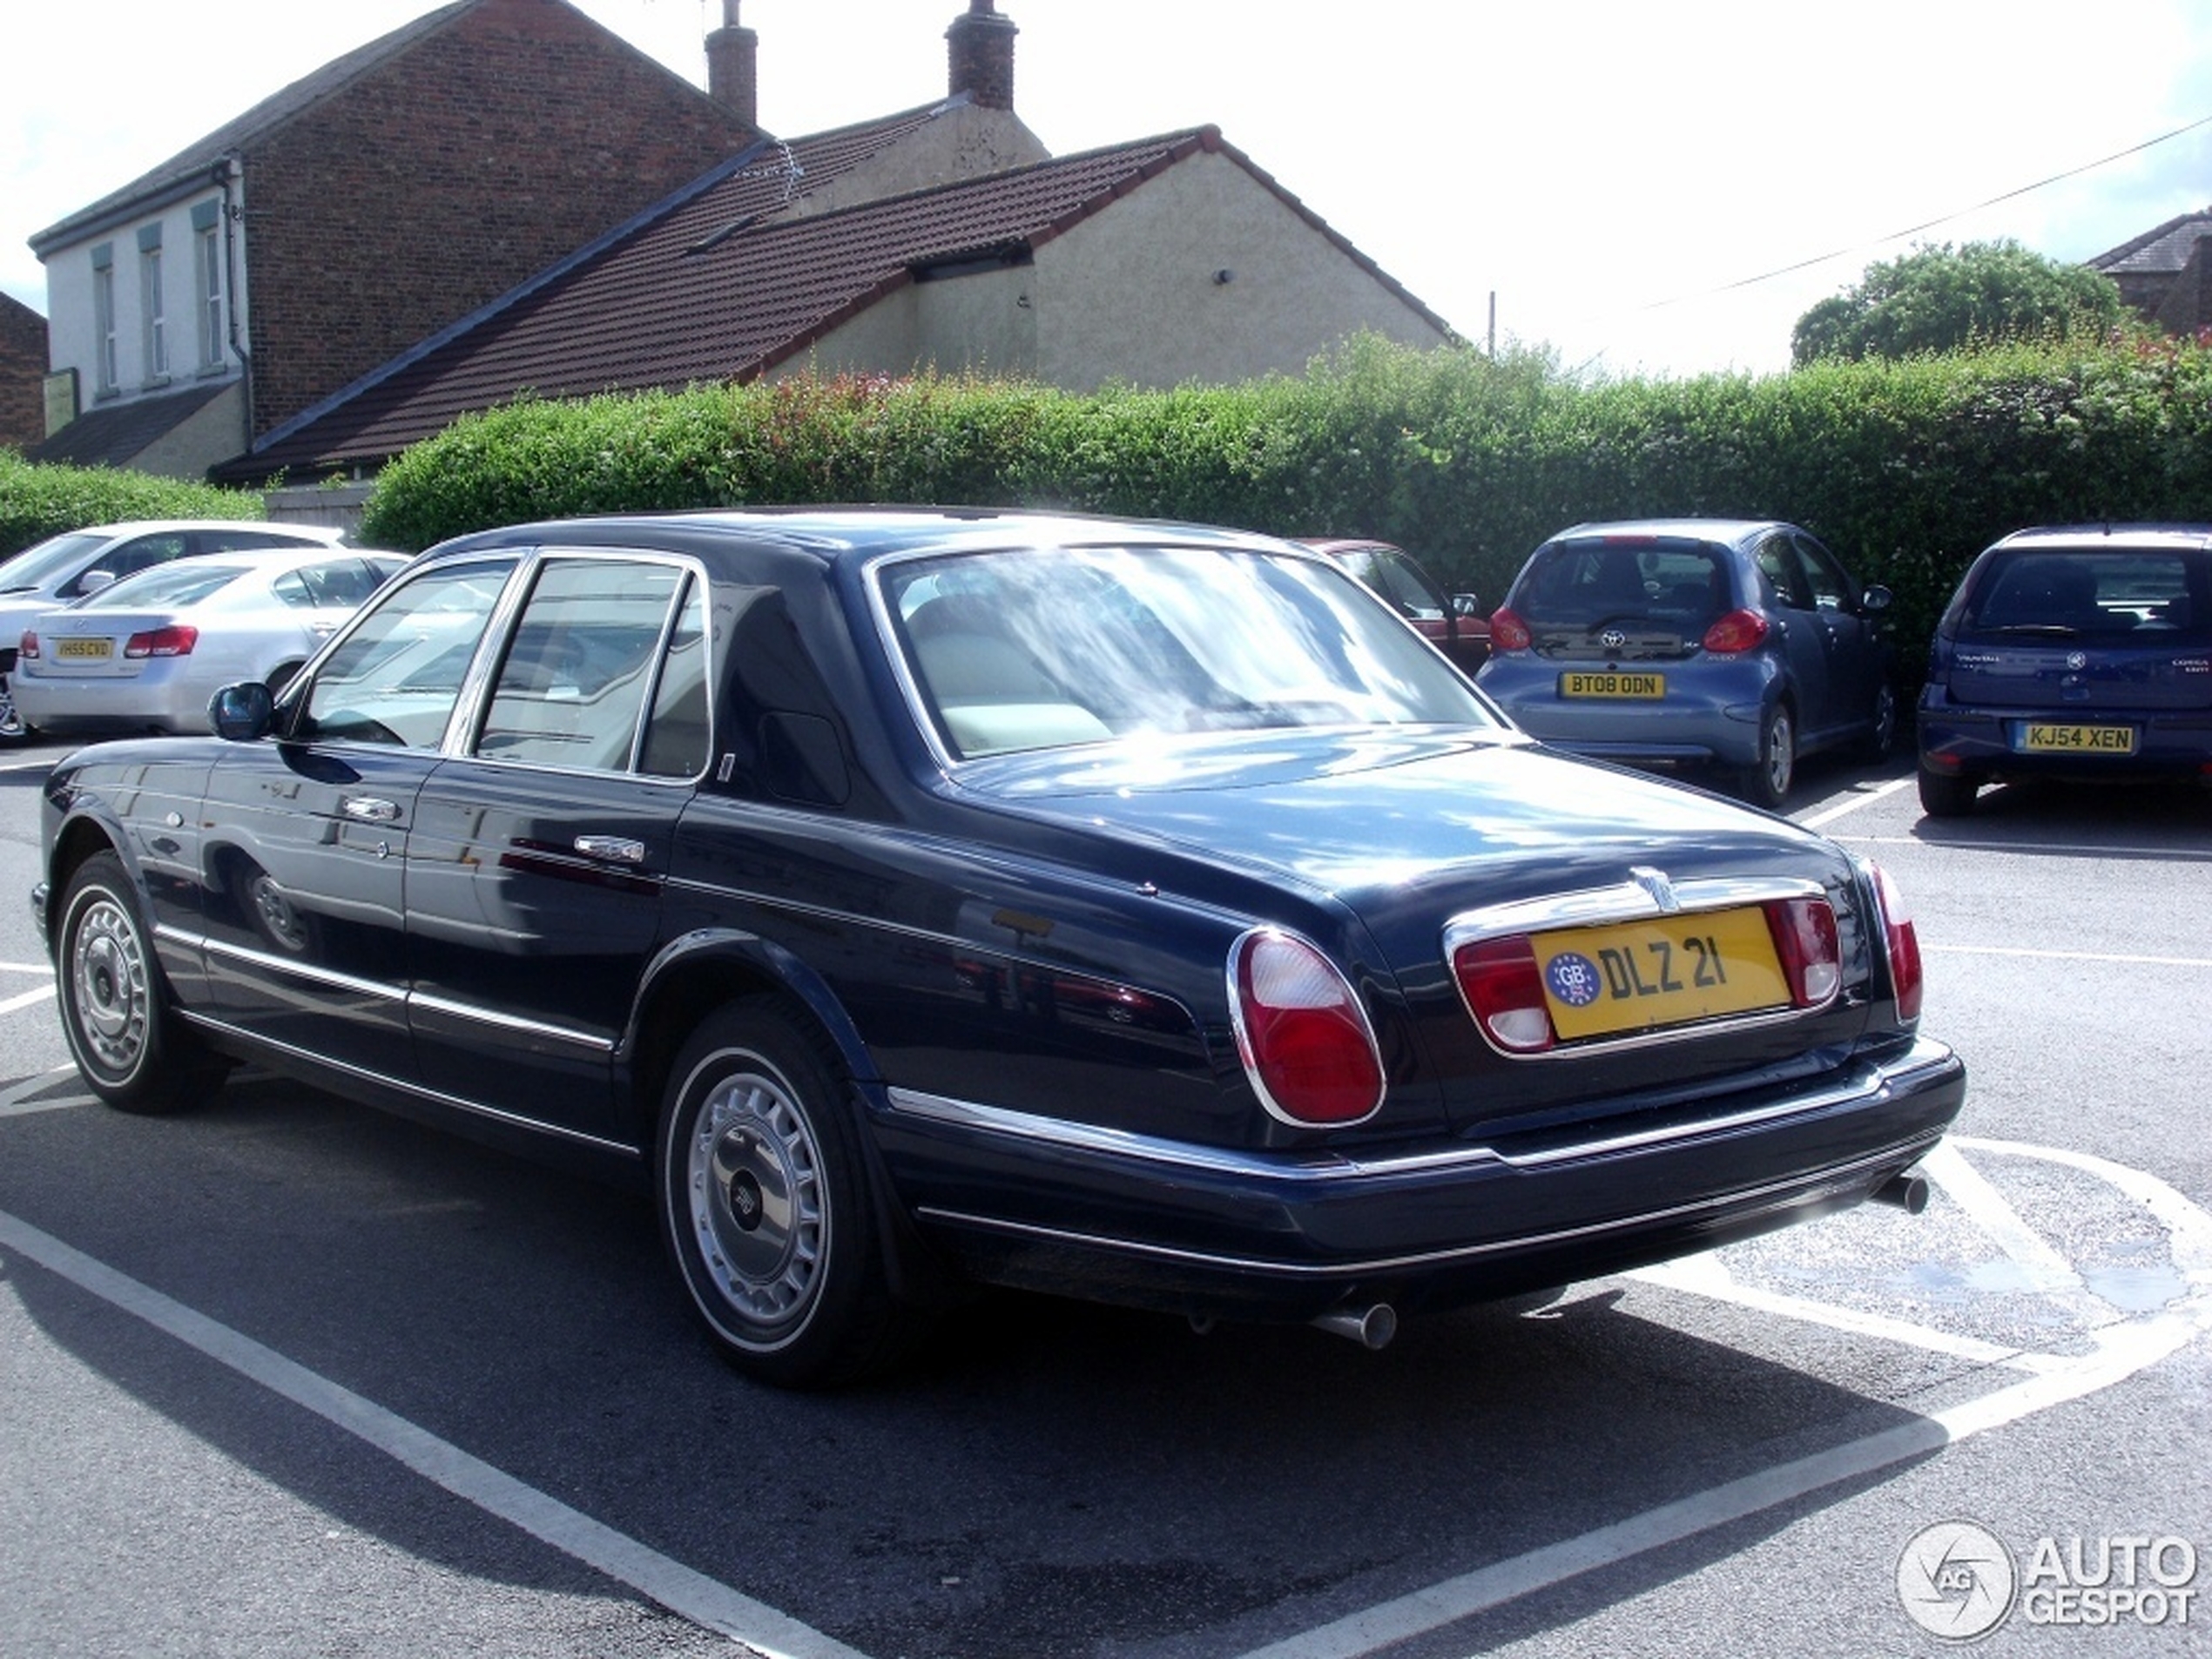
2, 737, 2208, 1659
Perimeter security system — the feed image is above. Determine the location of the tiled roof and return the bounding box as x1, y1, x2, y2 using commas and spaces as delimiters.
25, 380, 234, 469
2087, 208, 2212, 274
31, 3, 475, 251
229, 123, 1449, 481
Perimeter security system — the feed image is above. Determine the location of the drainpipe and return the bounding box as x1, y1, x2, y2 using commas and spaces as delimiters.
215, 153, 253, 445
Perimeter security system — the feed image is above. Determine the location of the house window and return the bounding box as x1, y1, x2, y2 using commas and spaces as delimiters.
196, 226, 224, 369
139, 229, 168, 383
91, 246, 118, 396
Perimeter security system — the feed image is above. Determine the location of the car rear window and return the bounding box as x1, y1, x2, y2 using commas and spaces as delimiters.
1959, 549, 2212, 644
1515, 541, 1732, 626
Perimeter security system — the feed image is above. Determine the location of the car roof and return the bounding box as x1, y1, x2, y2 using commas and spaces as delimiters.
1541, 519, 1791, 548
1986, 523, 2212, 555
63, 519, 345, 540
426, 506, 1297, 572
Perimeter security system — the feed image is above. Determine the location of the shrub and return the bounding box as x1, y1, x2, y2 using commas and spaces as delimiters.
0, 452, 268, 559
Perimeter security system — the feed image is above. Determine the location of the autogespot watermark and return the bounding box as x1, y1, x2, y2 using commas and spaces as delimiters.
1898, 1521, 2201, 1642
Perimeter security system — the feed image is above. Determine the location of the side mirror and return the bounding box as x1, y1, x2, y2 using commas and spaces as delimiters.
208, 681, 275, 741
1452, 592, 1483, 618
78, 569, 117, 595
1860, 583, 1894, 614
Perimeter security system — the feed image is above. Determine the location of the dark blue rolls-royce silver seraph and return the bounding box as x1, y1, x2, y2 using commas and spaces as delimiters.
33, 509, 1964, 1386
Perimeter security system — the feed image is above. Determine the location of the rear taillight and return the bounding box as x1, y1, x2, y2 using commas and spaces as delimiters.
18, 631, 37, 660
125, 625, 198, 659
1864, 861, 1924, 1023
1453, 934, 1555, 1053
1229, 929, 1385, 1126
1702, 609, 1769, 653
1488, 606, 1532, 652
1766, 897, 1842, 1008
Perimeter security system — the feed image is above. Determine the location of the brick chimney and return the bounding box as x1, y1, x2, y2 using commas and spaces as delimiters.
706, 0, 759, 129
946, 0, 1017, 111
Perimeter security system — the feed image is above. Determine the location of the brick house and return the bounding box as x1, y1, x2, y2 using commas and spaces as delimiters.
0, 293, 48, 452
223, 0, 1451, 486
27, 0, 761, 477
2087, 207, 2212, 336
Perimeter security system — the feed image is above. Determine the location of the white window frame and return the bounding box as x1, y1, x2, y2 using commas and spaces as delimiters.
92, 253, 118, 395
140, 244, 168, 382
196, 224, 224, 370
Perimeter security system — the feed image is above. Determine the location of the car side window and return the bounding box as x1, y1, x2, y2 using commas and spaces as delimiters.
300, 559, 516, 748
476, 557, 687, 772
638, 577, 711, 779
1793, 535, 1855, 611
1374, 551, 1447, 621
273, 557, 390, 610
68, 533, 188, 596
1755, 536, 1814, 611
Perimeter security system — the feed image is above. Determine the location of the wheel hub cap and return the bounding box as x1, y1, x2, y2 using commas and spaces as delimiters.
686, 1073, 824, 1327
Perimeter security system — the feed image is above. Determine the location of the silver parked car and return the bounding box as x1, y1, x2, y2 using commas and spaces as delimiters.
12, 546, 404, 736
0, 519, 347, 738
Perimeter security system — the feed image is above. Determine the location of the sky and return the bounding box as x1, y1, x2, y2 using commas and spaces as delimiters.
6, 0, 2211, 380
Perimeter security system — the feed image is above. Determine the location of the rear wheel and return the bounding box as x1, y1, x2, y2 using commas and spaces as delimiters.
1917, 766, 1979, 818
1737, 705, 1796, 809
656, 1001, 922, 1387
55, 853, 229, 1113
0, 669, 24, 742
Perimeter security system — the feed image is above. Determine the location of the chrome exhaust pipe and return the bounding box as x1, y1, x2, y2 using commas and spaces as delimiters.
1872, 1169, 1931, 1215
1312, 1303, 1398, 1350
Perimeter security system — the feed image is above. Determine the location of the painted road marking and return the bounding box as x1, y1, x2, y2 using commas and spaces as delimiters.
2, 1125, 2203, 1659
0, 1206, 869, 1659
0, 1069, 92, 1118
1233, 1137, 2212, 1659
1796, 776, 1914, 831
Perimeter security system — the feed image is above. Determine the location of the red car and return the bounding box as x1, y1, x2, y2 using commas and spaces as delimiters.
1298, 538, 1489, 673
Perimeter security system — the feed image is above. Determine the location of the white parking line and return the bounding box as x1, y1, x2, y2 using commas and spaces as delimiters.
0, 986, 57, 1017
1235, 1140, 2212, 1659
0, 961, 55, 975
1795, 777, 1915, 831
0, 1208, 869, 1659
1838, 832, 2212, 862
1924, 943, 2212, 970
0, 1069, 91, 1117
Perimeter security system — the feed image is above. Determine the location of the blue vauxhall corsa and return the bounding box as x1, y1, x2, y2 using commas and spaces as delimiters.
1917, 523, 2212, 815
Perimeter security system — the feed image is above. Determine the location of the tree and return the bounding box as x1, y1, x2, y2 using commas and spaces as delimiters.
1791, 239, 2128, 366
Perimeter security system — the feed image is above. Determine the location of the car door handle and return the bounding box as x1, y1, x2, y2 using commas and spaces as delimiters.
574, 834, 646, 865
341, 795, 401, 823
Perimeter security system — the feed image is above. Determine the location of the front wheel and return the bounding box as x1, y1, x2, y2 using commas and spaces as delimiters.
1861, 682, 1898, 762
55, 852, 228, 1113
656, 1001, 921, 1387
1737, 705, 1796, 809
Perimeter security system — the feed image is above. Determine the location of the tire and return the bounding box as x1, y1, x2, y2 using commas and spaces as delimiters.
1917, 765, 1979, 818
55, 852, 229, 1114
0, 669, 24, 743
1861, 682, 1898, 763
656, 1000, 921, 1388
1737, 705, 1796, 809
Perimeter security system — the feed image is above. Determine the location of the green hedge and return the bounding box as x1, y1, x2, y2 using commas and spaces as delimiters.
347, 332, 2209, 678
0, 452, 269, 559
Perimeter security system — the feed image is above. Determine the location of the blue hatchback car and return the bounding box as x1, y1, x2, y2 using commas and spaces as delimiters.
1916, 524, 2212, 815
1477, 521, 1897, 807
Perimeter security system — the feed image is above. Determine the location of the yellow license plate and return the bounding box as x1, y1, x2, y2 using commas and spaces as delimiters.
1534, 907, 1786, 1041
1561, 671, 1665, 698
2022, 723, 2135, 754
55, 637, 112, 660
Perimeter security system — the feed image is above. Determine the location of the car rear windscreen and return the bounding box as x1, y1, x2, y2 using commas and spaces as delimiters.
1959, 550, 2211, 645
